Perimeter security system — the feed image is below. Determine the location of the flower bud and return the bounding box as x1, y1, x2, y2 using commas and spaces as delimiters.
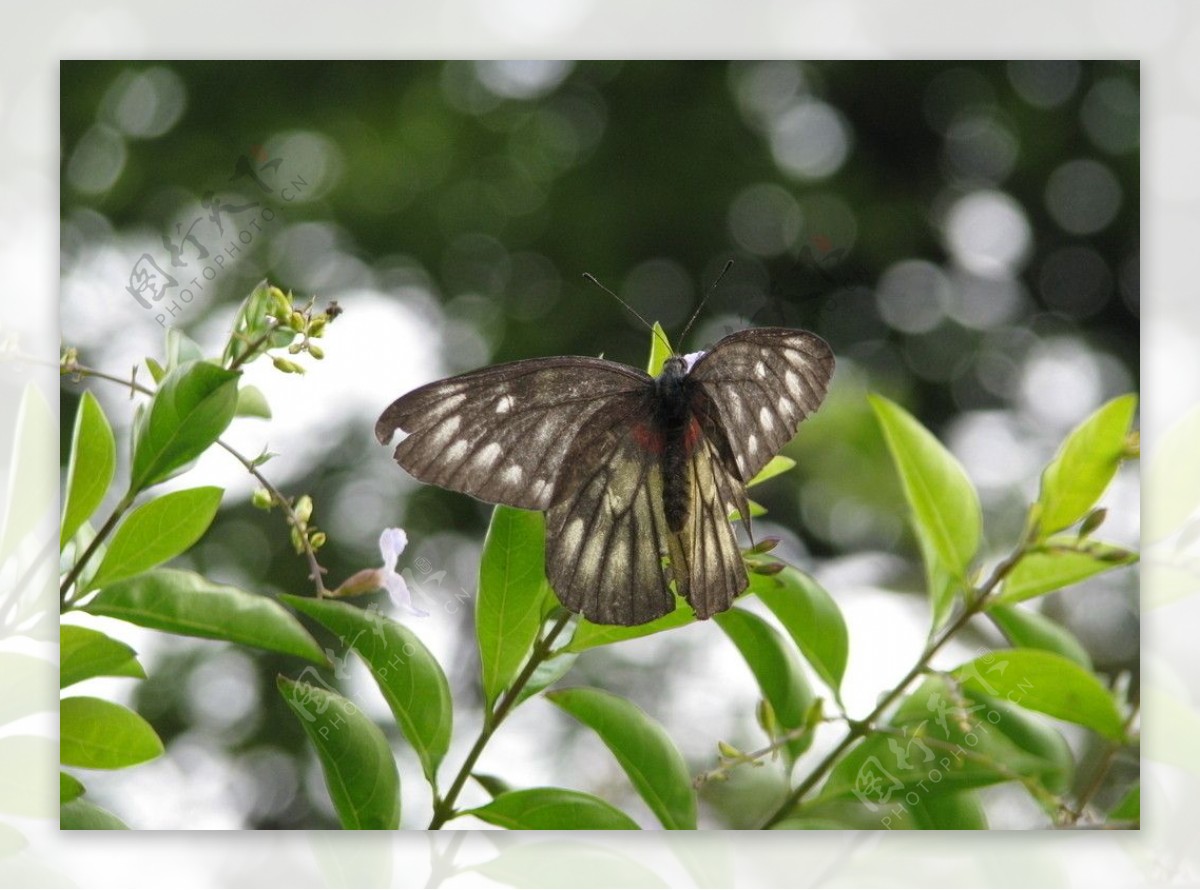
272, 356, 305, 374
332, 567, 385, 598
268, 286, 292, 320
717, 740, 742, 760
251, 487, 273, 510
294, 495, 313, 523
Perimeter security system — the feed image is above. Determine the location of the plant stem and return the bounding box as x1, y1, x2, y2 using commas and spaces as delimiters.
59, 492, 133, 606
1060, 701, 1140, 826
759, 546, 1027, 828
217, 440, 329, 596
428, 611, 573, 829
61, 356, 330, 599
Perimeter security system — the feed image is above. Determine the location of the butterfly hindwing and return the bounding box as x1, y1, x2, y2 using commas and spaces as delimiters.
690, 328, 835, 483
668, 434, 749, 620
545, 396, 677, 626
375, 356, 650, 511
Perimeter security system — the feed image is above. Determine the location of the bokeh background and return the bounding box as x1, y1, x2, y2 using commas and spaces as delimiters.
59, 60, 1139, 829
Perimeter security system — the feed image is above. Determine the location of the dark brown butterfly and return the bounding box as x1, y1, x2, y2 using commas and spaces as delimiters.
376, 327, 834, 626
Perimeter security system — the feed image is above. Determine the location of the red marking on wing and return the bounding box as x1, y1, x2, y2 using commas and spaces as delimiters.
682, 417, 703, 454
631, 422, 665, 455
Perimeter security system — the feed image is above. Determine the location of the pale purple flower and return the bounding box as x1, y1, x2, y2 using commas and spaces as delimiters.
377, 527, 427, 616
682, 350, 704, 372
331, 527, 427, 616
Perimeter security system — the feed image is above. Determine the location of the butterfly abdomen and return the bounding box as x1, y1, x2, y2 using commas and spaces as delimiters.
654, 356, 702, 534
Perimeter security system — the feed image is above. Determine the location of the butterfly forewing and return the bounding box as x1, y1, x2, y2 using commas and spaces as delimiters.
375, 357, 650, 511
690, 328, 835, 483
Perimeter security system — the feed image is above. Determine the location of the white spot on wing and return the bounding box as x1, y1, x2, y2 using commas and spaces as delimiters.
446, 440, 468, 463
428, 414, 462, 450
759, 406, 775, 432
472, 442, 502, 471
784, 369, 801, 394
495, 395, 514, 414
442, 393, 467, 409
502, 465, 523, 486
754, 360, 767, 379
563, 517, 584, 555
747, 434, 759, 454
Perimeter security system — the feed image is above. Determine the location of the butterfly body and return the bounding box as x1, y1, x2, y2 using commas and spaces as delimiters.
377, 327, 834, 626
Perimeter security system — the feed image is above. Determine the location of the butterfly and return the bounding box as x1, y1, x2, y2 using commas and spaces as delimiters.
375, 326, 834, 626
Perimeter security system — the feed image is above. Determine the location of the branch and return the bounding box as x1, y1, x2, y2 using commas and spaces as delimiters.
759, 544, 1029, 828
428, 611, 574, 829
60, 356, 330, 598
217, 440, 329, 596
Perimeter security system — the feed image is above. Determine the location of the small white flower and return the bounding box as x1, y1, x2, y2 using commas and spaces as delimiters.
377, 527, 427, 616
331, 527, 427, 617
682, 350, 704, 372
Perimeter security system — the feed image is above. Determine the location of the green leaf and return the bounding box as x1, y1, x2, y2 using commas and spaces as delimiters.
567, 595, 697, 652
60, 391, 116, 550
952, 648, 1125, 740
467, 787, 640, 830
277, 676, 400, 830
869, 395, 981, 627
145, 356, 167, 383
60, 625, 145, 688
165, 328, 204, 369
646, 322, 674, 376
906, 790, 989, 829
89, 487, 224, 590
746, 455, 795, 488
222, 280, 274, 367
60, 696, 164, 769
472, 773, 512, 799
60, 772, 85, 804
987, 603, 1092, 669
477, 507, 552, 708
1109, 783, 1139, 822
1, 385, 55, 564
821, 676, 1073, 808
84, 569, 326, 665
283, 595, 452, 786
234, 384, 272, 418
548, 687, 696, 829
998, 539, 1137, 604
61, 798, 129, 830
715, 608, 815, 761
1037, 395, 1137, 537
129, 361, 240, 493
751, 566, 848, 696
514, 650, 579, 706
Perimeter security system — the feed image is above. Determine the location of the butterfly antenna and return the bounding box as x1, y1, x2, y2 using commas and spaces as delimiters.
678, 259, 734, 348
582, 272, 675, 356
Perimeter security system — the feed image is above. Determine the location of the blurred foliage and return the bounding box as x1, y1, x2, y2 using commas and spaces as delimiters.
59, 60, 1138, 829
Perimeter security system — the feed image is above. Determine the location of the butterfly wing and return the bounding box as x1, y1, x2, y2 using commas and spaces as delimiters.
375, 357, 650, 510
666, 434, 750, 620
689, 328, 835, 483
545, 395, 678, 626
